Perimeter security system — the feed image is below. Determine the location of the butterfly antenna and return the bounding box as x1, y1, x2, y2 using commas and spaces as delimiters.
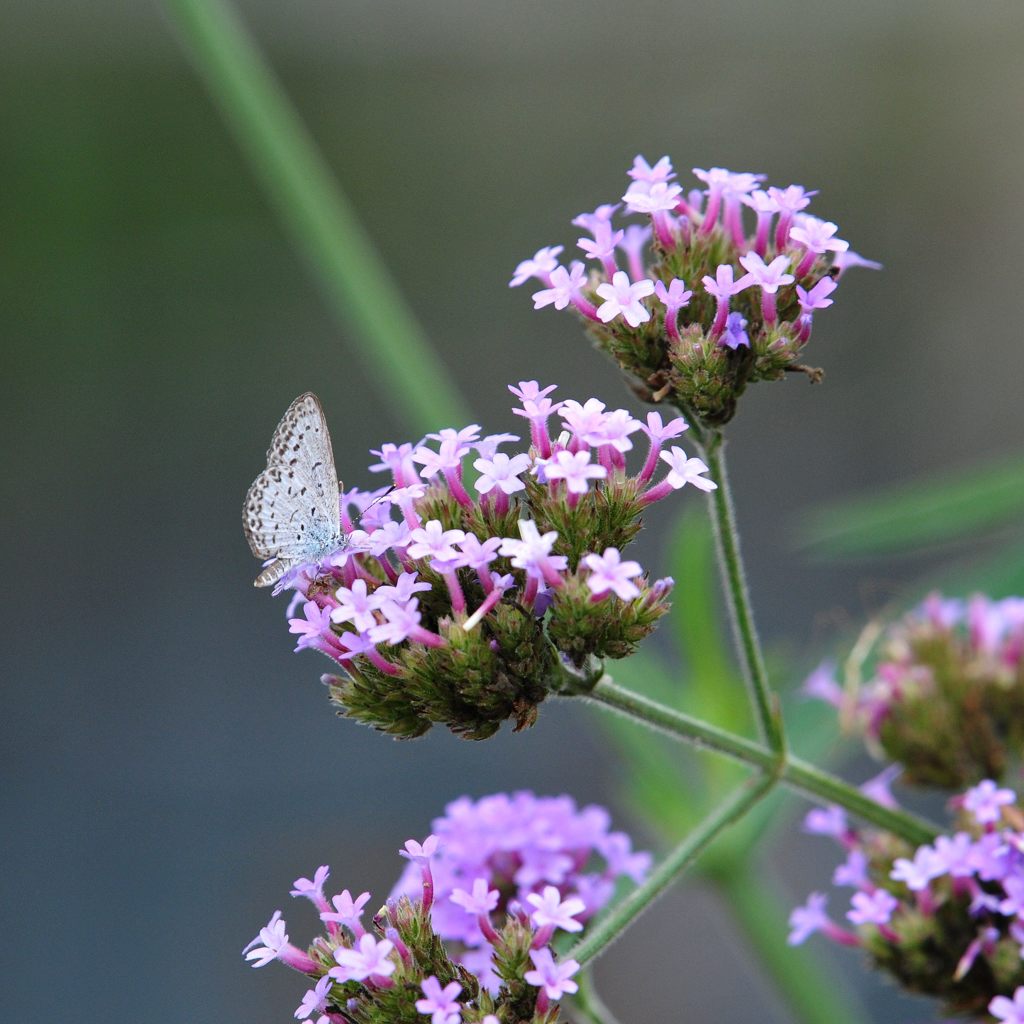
355, 486, 396, 526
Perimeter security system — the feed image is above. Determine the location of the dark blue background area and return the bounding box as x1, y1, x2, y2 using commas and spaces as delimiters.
4, 1, 1024, 1020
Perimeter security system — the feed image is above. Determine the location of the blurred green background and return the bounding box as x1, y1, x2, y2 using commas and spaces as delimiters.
4, 1, 1024, 1020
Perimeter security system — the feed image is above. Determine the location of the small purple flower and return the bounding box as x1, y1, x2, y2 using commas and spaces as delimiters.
653, 277, 692, 342
290, 865, 330, 902
415, 977, 462, 1024
473, 452, 532, 496
583, 548, 644, 601
295, 976, 332, 1020
330, 579, 382, 633
963, 780, 1016, 826
558, 398, 609, 445
595, 271, 656, 328
526, 885, 586, 933
321, 889, 372, 933
407, 521, 468, 563
499, 521, 568, 587
847, 889, 899, 926
797, 276, 837, 313
544, 449, 608, 498
451, 878, 500, 916
524, 948, 580, 1000
627, 154, 675, 183
738, 252, 795, 325
890, 845, 945, 891
509, 246, 563, 288
721, 311, 750, 350
833, 850, 869, 888
991, 988, 1024, 1024
400, 835, 440, 862
803, 805, 848, 840
658, 446, 717, 492
702, 263, 753, 335
532, 262, 588, 311
788, 892, 830, 945
330, 934, 396, 983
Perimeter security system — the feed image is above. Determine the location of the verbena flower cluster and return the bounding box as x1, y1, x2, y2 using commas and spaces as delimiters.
244, 791, 648, 1024
279, 382, 714, 739
790, 779, 1024, 1020
511, 155, 879, 425
807, 594, 1024, 789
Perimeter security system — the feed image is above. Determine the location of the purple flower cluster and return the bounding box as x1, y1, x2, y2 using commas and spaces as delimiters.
274, 383, 712, 738
243, 792, 648, 1023
511, 155, 878, 425
791, 779, 1024, 1018
390, 791, 651, 991
807, 593, 1024, 789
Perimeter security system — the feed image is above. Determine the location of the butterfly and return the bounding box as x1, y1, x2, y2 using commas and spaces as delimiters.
243, 393, 346, 588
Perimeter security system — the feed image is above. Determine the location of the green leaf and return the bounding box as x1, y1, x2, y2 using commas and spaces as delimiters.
800, 455, 1024, 557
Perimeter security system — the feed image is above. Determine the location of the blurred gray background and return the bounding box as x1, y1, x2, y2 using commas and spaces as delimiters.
3, 1, 1024, 1020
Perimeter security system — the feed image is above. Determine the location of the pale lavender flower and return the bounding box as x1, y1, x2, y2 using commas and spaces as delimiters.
721, 311, 750, 350
330, 579, 382, 633
330, 934, 396, 983
738, 252, 795, 325
473, 452, 532, 496
990, 988, 1024, 1024
627, 154, 675, 183
524, 948, 580, 1000
788, 893, 829, 945
595, 271, 656, 328
544, 449, 608, 498
654, 277, 692, 342
847, 889, 899, 926
833, 850, 869, 888
526, 885, 587, 933
407, 521, 468, 563
583, 548, 643, 600
321, 889, 372, 933
450, 878, 500, 916
964, 780, 1016, 826
295, 976, 333, 1020
797, 277, 837, 313
416, 977, 462, 1024
702, 263, 753, 336
509, 245, 564, 288
532, 262, 588, 311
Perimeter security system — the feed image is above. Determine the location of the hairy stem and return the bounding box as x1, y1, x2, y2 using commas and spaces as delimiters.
700, 431, 784, 755
570, 774, 776, 966
585, 677, 936, 846
164, 0, 471, 434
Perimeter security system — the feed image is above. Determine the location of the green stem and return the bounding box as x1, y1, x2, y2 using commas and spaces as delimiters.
164, 0, 470, 434
585, 677, 937, 846
570, 970, 625, 1024
700, 431, 784, 754
712, 863, 867, 1024
570, 774, 776, 966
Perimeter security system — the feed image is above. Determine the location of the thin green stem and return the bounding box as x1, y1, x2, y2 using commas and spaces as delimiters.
585, 677, 937, 846
712, 863, 867, 1024
164, 0, 470, 434
570, 970, 625, 1024
700, 431, 783, 754
570, 774, 775, 966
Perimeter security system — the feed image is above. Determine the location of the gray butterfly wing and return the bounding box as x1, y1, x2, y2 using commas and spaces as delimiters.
265, 392, 339, 506
243, 393, 343, 587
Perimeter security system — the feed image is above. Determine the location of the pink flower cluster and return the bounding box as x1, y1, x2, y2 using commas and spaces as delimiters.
390, 791, 651, 991
243, 792, 648, 1022
281, 382, 711, 671
511, 154, 878, 349
805, 593, 1024, 789
790, 778, 1024, 1019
